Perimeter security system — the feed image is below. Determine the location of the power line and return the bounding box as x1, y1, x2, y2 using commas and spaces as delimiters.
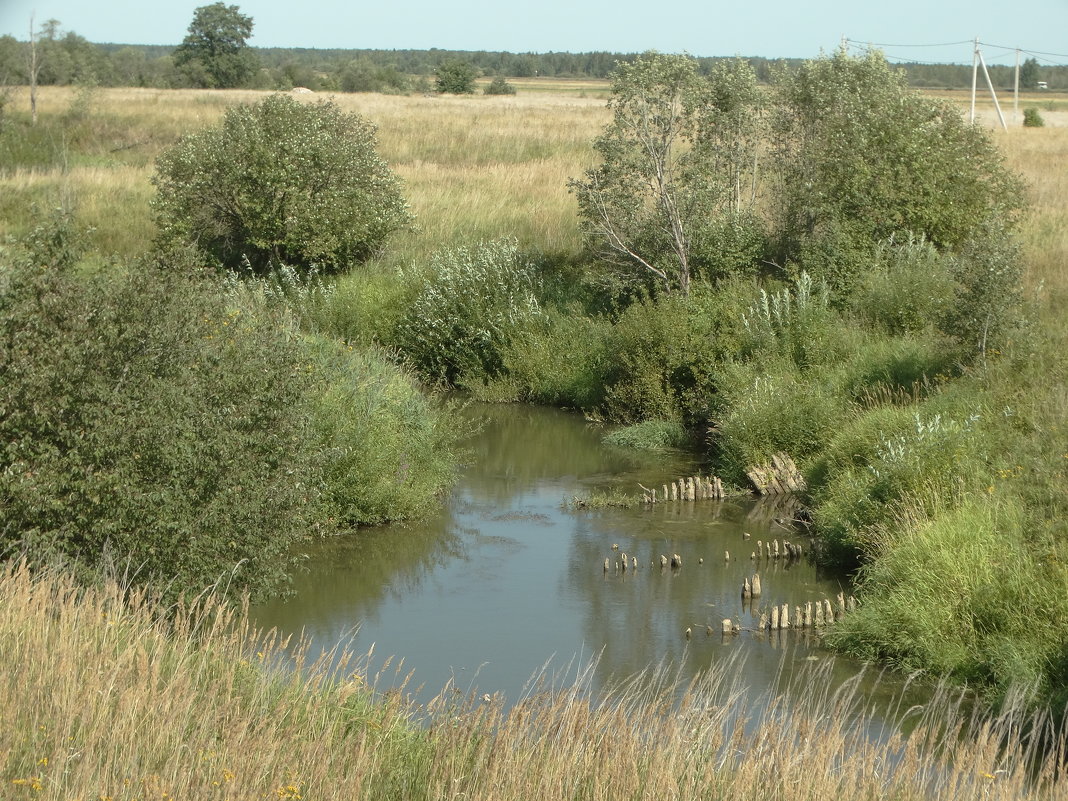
844, 37, 972, 49
982, 42, 1068, 61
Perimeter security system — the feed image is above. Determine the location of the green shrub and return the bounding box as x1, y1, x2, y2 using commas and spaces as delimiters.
307, 340, 462, 525
435, 60, 477, 94
484, 76, 516, 96
0, 231, 322, 601
1023, 107, 1044, 127
714, 360, 852, 482
809, 402, 990, 562
848, 236, 956, 335
396, 240, 543, 386
773, 49, 1024, 262
152, 93, 411, 275
739, 271, 843, 369
827, 497, 1068, 694
942, 227, 1024, 357
599, 284, 745, 424
487, 306, 613, 410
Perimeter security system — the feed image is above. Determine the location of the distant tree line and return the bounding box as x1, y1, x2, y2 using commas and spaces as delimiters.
0, 25, 1063, 92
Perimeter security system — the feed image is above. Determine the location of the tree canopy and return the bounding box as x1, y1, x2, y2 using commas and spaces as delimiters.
174, 2, 257, 89
152, 93, 411, 274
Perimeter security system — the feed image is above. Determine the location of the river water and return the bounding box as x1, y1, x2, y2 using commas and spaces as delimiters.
252, 402, 909, 711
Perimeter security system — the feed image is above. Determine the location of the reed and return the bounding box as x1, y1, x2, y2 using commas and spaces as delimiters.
3, 561, 1065, 801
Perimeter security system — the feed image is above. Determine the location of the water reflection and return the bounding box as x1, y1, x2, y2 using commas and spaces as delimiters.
252, 402, 903, 716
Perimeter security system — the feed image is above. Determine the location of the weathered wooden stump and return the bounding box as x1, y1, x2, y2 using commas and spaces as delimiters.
603, 558, 610, 573
671, 553, 682, 568
770, 605, 780, 630
751, 573, 762, 598
722, 618, 733, 635
745, 452, 807, 495
780, 603, 791, 629
742, 577, 752, 600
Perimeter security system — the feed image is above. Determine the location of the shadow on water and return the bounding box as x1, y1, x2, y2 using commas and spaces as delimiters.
252, 402, 941, 734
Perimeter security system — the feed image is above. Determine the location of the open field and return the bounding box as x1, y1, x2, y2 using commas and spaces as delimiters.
2, 83, 1067, 299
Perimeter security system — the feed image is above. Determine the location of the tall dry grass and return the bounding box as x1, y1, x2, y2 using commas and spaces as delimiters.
3, 560, 1066, 800
0, 86, 606, 264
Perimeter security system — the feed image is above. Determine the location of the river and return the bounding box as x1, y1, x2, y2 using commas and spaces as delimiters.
251, 402, 914, 713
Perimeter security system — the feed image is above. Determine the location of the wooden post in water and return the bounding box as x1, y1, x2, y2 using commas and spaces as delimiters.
722, 618, 733, 635
770, 605, 780, 630
742, 577, 752, 600
804, 601, 813, 628
823, 599, 834, 624
759, 611, 769, 631
752, 573, 762, 598
659, 554, 668, 568
836, 592, 846, 621
780, 603, 790, 629
814, 601, 825, 627
773, 540, 780, 559
671, 553, 682, 568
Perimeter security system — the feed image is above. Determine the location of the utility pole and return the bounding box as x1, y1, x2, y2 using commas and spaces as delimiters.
977, 46, 1007, 131
970, 37, 979, 124
1013, 49, 1020, 125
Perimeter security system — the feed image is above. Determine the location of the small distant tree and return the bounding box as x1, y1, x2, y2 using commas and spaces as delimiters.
484, 75, 516, 95
27, 14, 43, 123
152, 94, 411, 274
174, 2, 257, 89
1019, 57, 1040, 90
435, 59, 477, 94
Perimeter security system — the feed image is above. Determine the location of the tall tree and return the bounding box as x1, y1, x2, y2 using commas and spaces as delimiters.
174, 2, 257, 89
570, 53, 765, 296
1019, 57, 1040, 89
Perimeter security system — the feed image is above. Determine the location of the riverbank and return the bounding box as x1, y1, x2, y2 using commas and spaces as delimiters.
5, 561, 1065, 801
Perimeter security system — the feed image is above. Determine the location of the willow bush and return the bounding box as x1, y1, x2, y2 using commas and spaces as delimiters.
152, 93, 411, 274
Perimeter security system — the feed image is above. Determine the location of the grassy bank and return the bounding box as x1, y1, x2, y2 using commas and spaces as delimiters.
5, 562, 1067, 801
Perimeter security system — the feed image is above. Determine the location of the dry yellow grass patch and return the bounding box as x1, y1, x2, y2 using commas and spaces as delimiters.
3, 561, 1065, 801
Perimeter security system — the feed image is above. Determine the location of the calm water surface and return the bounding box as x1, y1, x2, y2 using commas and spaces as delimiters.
252, 403, 910, 711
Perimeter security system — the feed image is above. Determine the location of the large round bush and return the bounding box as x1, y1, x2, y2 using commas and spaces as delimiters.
152, 93, 411, 274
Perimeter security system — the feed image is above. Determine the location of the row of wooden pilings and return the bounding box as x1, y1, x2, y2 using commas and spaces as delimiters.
640, 475, 726, 503
601, 539, 802, 574
718, 588, 858, 636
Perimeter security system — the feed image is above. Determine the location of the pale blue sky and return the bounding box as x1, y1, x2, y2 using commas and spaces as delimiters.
1, 0, 1065, 65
